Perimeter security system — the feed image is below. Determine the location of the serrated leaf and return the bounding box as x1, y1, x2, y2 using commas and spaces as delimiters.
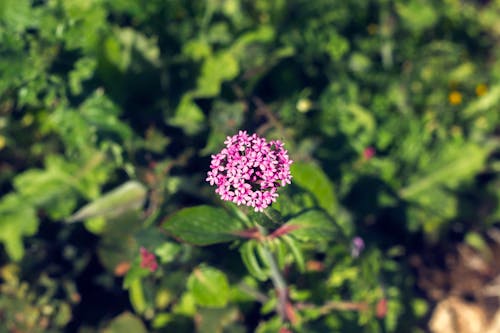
66, 181, 147, 222
163, 205, 243, 245
291, 162, 337, 216
286, 210, 339, 242
188, 266, 229, 308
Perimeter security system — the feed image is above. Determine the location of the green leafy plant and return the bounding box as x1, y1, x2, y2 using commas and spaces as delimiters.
0, 0, 499, 332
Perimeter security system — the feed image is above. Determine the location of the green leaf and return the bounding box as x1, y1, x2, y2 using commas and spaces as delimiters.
281, 235, 305, 273
163, 205, 243, 245
14, 156, 79, 220
396, 0, 437, 33
286, 210, 339, 242
464, 85, 500, 117
66, 181, 147, 223
79, 91, 133, 141
102, 312, 147, 333
465, 231, 492, 261
97, 233, 137, 273
187, 265, 230, 308
123, 261, 150, 289
197, 308, 241, 333
0, 194, 38, 261
400, 143, 492, 199
239, 241, 269, 281
128, 279, 147, 315
155, 242, 181, 264
194, 51, 239, 98
169, 94, 206, 135
0, 0, 33, 32
291, 162, 337, 216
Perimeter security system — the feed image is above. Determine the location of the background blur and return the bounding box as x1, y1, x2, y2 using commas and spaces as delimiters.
0, 0, 499, 332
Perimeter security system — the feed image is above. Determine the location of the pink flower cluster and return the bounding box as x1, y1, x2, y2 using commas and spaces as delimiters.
206, 131, 292, 212
140, 247, 158, 272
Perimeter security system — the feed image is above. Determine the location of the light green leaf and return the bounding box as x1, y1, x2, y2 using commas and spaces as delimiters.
400, 144, 492, 199
163, 205, 243, 245
128, 279, 147, 315
66, 181, 147, 223
396, 0, 437, 33
239, 241, 269, 281
188, 265, 230, 308
0, 0, 33, 32
14, 156, 78, 220
123, 261, 150, 289
169, 94, 206, 135
155, 242, 181, 264
282, 235, 305, 273
197, 308, 241, 333
464, 85, 500, 117
291, 162, 337, 216
194, 51, 239, 97
0, 194, 38, 261
102, 312, 147, 333
183, 38, 212, 61
116, 27, 161, 67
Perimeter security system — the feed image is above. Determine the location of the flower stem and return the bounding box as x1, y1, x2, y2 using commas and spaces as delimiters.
256, 225, 289, 322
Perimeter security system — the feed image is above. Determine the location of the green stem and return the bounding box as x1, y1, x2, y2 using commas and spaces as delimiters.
256, 224, 289, 322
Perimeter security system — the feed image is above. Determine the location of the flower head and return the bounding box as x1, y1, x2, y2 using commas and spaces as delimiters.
350, 236, 365, 258
140, 247, 158, 272
206, 131, 292, 212
449, 90, 462, 105
363, 147, 375, 160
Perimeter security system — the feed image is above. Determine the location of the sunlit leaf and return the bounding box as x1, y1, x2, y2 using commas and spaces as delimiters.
66, 181, 147, 223
187, 265, 230, 308
102, 312, 147, 333
0, 194, 38, 260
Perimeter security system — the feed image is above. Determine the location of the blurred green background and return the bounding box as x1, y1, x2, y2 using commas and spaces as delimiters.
0, 0, 499, 332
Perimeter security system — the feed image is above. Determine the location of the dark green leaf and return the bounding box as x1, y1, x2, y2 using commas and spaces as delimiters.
286, 210, 339, 242
163, 205, 243, 245
291, 162, 337, 216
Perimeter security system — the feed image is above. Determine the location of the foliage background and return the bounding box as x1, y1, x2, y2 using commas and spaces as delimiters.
0, 0, 499, 332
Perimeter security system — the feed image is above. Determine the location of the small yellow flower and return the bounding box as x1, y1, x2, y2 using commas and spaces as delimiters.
296, 98, 312, 113
475, 83, 487, 97
0, 136, 5, 150
448, 91, 462, 105
21, 114, 34, 127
